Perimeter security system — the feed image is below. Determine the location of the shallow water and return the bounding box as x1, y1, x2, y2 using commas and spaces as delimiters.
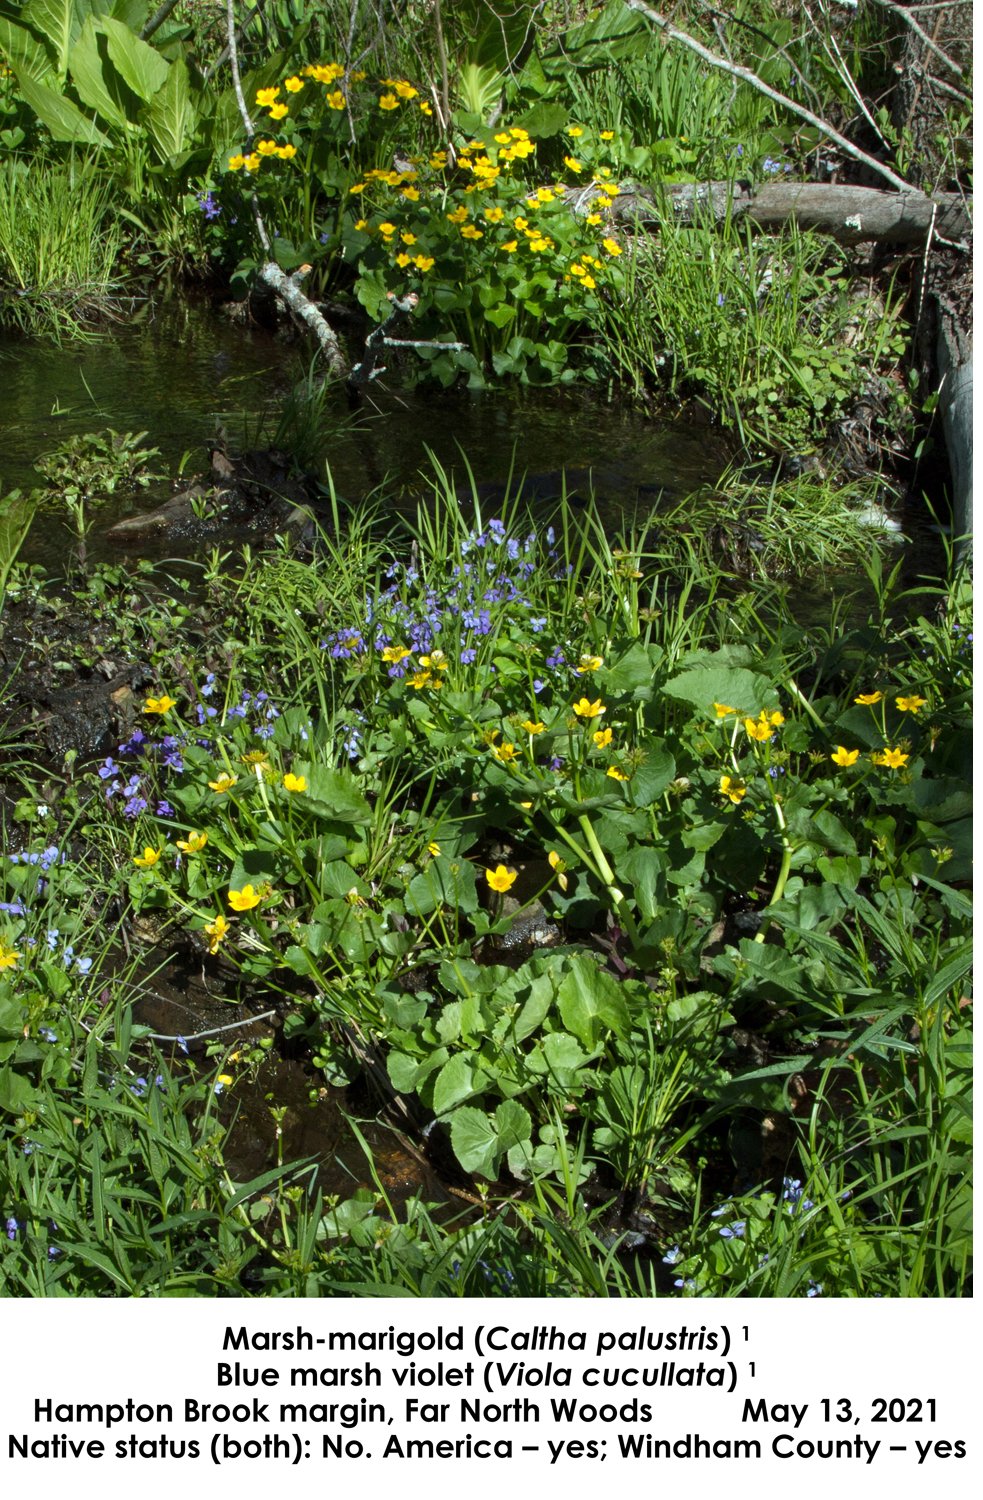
3, 296, 731, 568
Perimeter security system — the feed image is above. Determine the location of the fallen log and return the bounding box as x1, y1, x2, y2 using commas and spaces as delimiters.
603, 181, 971, 247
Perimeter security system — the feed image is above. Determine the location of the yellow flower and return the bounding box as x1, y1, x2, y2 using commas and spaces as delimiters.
829, 746, 859, 767
547, 850, 569, 892
564, 155, 583, 173
284, 76, 304, 92
460, 224, 483, 239
483, 206, 504, 223
896, 694, 927, 714
418, 100, 432, 115
326, 90, 346, 110
243, 154, 261, 172
400, 232, 417, 245
354, 219, 369, 232
566, 125, 583, 137
600, 130, 614, 140
714, 703, 737, 717
241, 750, 272, 779
573, 697, 605, 719
227, 884, 262, 912
204, 914, 229, 954
430, 151, 448, 169
176, 832, 208, 855
602, 237, 623, 256
256, 139, 279, 156
427, 841, 441, 857
268, 102, 288, 119
599, 181, 619, 197
581, 274, 596, 289
501, 240, 519, 253
133, 846, 162, 869
485, 864, 517, 893
382, 644, 411, 663
227, 154, 246, 172
419, 650, 449, 671
216, 1072, 234, 1088
408, 671, 432, 689
413, 255, 435, 271
872, 747, 909, 769
586, 212, 602, 226
277, 144, 297, 161
379, 92, 399, 110
395, 252, 411, 268
446, 206, 469, 224
854, 691, 883, 706
208, 773, 238, 794
606, 766, 629, 781
492, 742, 518, 763
143, 694, 176, 714
760, 709, 785, 727
401, 186, 420, 201
283, 773, 307, 793
528, 236, 552, 253
593, 727, 613, 749
575, 653, 604, 674
720, 775, 747, 804
495, 132, 511, 145
521, 720, 545, 734
255, 87, 280, 107
378, 221, 397, 236
744, 718, 773, 741
394, 80, 418, 99
0, 939, 23, 970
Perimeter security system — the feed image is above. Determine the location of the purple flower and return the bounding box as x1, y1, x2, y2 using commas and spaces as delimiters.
196, 190, 221, 221
5, 1217, 19, 1240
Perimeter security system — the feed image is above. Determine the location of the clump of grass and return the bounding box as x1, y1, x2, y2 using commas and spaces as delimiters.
0, 157, 125, 342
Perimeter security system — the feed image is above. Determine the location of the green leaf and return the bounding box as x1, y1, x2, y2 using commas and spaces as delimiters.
101, 15, 168, 101
294, 762, 372, 826
603, 642, 658, 696
12, 65, 109, 144
629, 742, 675, 803
433, 1053, 479, 1115
556, 955, 629, 1048
69, 17, 129, 130
23, 0, 80, 76
619, 846, 666, 920
0, 1064, 37, 1114
448, 1106, 498, 1177
0, 17, 55, 80
143, 52, 192, 160
663, 660, 772, 716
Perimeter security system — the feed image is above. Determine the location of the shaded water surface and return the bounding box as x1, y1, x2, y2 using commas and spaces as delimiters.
4, 297, 730, 567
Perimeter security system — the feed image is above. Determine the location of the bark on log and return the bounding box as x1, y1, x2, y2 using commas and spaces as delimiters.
603, 181, 971, 246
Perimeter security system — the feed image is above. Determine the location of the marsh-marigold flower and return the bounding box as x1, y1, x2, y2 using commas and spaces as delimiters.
575, 654, 604, 674
872, 747, 909, 769
143, 695, 176, 714
255, 87, 280, 107
133, 846, 162, 868
204, 914, 229, 953
427, 841, 441, 857
176, 832, 208, 854
485, 864, 517, 893
379, 92, 399, 109
227, 885, 262, 912
830, 747, 860, 767
381, 644, 411, 663
593, 727, 613, 749
855, 691, 883, 706
492, 742, 518, 763
606, 766, 629, 781
896, 694, 927, 714
283, 773, 307, 793
720, 775, 747, 804
284, 76, 304, 92
0, 940, 22, 971
521, 720, 545, 734
744, 718, 772, 741
714, 703, 736, 717
268, 102, 288, 119
208, 773, 238, 794
573, 697, 605, 719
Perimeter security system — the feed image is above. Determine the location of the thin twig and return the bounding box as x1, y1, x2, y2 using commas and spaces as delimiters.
868, 0, 967, 79
624, 0, 913, 193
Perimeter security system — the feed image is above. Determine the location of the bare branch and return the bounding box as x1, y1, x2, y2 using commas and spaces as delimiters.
623, 0, 914, 192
